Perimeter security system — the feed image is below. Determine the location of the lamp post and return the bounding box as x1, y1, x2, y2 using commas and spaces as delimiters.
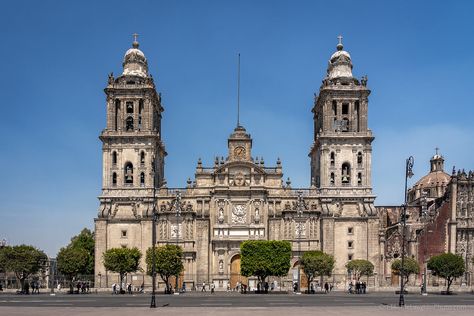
98, 272, 102, 289
150, 157, 157, 308
421, 193, 428, 295
399, 156, 414, 307
174, 191, 182, 294
49, 259, 55, 295
296, 191, 304, 294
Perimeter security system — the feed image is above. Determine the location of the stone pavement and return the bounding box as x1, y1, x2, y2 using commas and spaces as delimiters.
1, 306, 474, 316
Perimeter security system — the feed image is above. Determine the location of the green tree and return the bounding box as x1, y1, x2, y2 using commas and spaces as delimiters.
391, 257, 420, 286
301, 251, 335, 284
57, 247, 90, 293
345, 259, 374, 281
0, 245, 47, 293
0, 247, 6, 274
103, 247, 141, 294
240, 240, 291, 284
68, 228, 95, 275
146, 245, 183, 294
427, 253, 465, 293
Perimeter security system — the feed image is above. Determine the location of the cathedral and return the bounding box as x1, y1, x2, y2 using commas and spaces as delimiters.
94, 37, 473, 291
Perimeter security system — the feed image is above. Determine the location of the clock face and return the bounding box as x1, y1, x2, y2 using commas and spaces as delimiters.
234, 146, 246, 158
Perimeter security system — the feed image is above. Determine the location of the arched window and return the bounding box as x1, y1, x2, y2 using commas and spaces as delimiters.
341, 162, 351, 184
341, 118, 349, 132
138, 99, 143, 130
330, 152, 335, 166
332, 100, 337, 116
114, 100, 120, 131
140, 172, 145, 186
126, 116, 134, 131
357, 172, 362, 185
355, 101, 360, 132
140, 151, 145, 165
112, 172, 117, 186
126, 101, 134, 114
357, 152, 363, 166
330, 172, 335, 185
112, 151, 117, 165
124, 162, 133, 185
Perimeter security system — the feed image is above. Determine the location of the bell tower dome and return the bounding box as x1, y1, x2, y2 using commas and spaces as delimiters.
99, 35, 166, 194
309, 36, 374, 193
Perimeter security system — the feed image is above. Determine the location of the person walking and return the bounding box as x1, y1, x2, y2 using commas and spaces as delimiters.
201, 281, 206, 292
210, 283, 215, 294
324, 282, 329, 293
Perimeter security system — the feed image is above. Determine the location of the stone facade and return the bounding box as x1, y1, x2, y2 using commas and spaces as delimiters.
380, 154, 474, 288
94, 37, 472, 291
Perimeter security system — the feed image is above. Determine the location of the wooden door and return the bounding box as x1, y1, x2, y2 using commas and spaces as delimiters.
230, 255, 248, 289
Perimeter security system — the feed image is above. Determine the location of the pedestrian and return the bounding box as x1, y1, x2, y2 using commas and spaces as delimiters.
211, 283, 215, 294
362, 282, 366, 294
57, 283, 61, 293
355, 281, 360, 294
201, 281, 206, 292
324, 282, 329, 293
348, 282, 353, 294
127, 283, 132, 295
112, 283, 117, 295
293, 282, 298, 293
264, 281, 269, 294
310, 283, 315, 294
24, 281, 30, 295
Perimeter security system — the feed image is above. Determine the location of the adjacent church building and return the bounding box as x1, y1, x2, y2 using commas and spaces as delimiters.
94, 37, 473, 291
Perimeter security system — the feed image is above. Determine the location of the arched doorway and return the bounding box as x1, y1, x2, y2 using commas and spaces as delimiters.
230, 254, 248, 289
169, 271, 184, 291
292, 261, 308, 290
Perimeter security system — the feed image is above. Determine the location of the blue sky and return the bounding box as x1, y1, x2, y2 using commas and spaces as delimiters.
0, 0, 473, 256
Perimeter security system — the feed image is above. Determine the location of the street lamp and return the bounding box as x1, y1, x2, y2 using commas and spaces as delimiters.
150, 157, 157, 308
49, 259, 54, 295
296, 191, 305, 294
174, 191, 182, 294
421, 193, 429, 296
399, 156, 414, 307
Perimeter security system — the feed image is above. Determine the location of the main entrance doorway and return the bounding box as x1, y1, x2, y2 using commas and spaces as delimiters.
292, 261, 308, 290
230, 254, 248, 289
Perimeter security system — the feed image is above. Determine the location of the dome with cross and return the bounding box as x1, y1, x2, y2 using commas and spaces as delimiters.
122, 34, 149, 77
327, 35, 353, 80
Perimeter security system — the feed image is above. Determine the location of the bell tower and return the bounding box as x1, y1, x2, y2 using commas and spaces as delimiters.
309, 37, 374, 193
99, 35, 166, 195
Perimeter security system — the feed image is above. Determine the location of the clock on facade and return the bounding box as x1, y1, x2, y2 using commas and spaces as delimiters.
234, 146, 246, 158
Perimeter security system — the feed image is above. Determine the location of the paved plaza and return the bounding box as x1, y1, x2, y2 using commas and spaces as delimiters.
1, 305, 474, 316
1, 291, 474, 314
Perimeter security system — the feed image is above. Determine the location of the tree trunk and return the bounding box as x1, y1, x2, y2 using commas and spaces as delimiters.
447, 277, 453, 293
119, 273, 124, 294
164, 277, 170, 294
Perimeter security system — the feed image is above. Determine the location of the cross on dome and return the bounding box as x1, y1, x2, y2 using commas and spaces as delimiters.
132, 33, 139, 48
337, 35, 344, 51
